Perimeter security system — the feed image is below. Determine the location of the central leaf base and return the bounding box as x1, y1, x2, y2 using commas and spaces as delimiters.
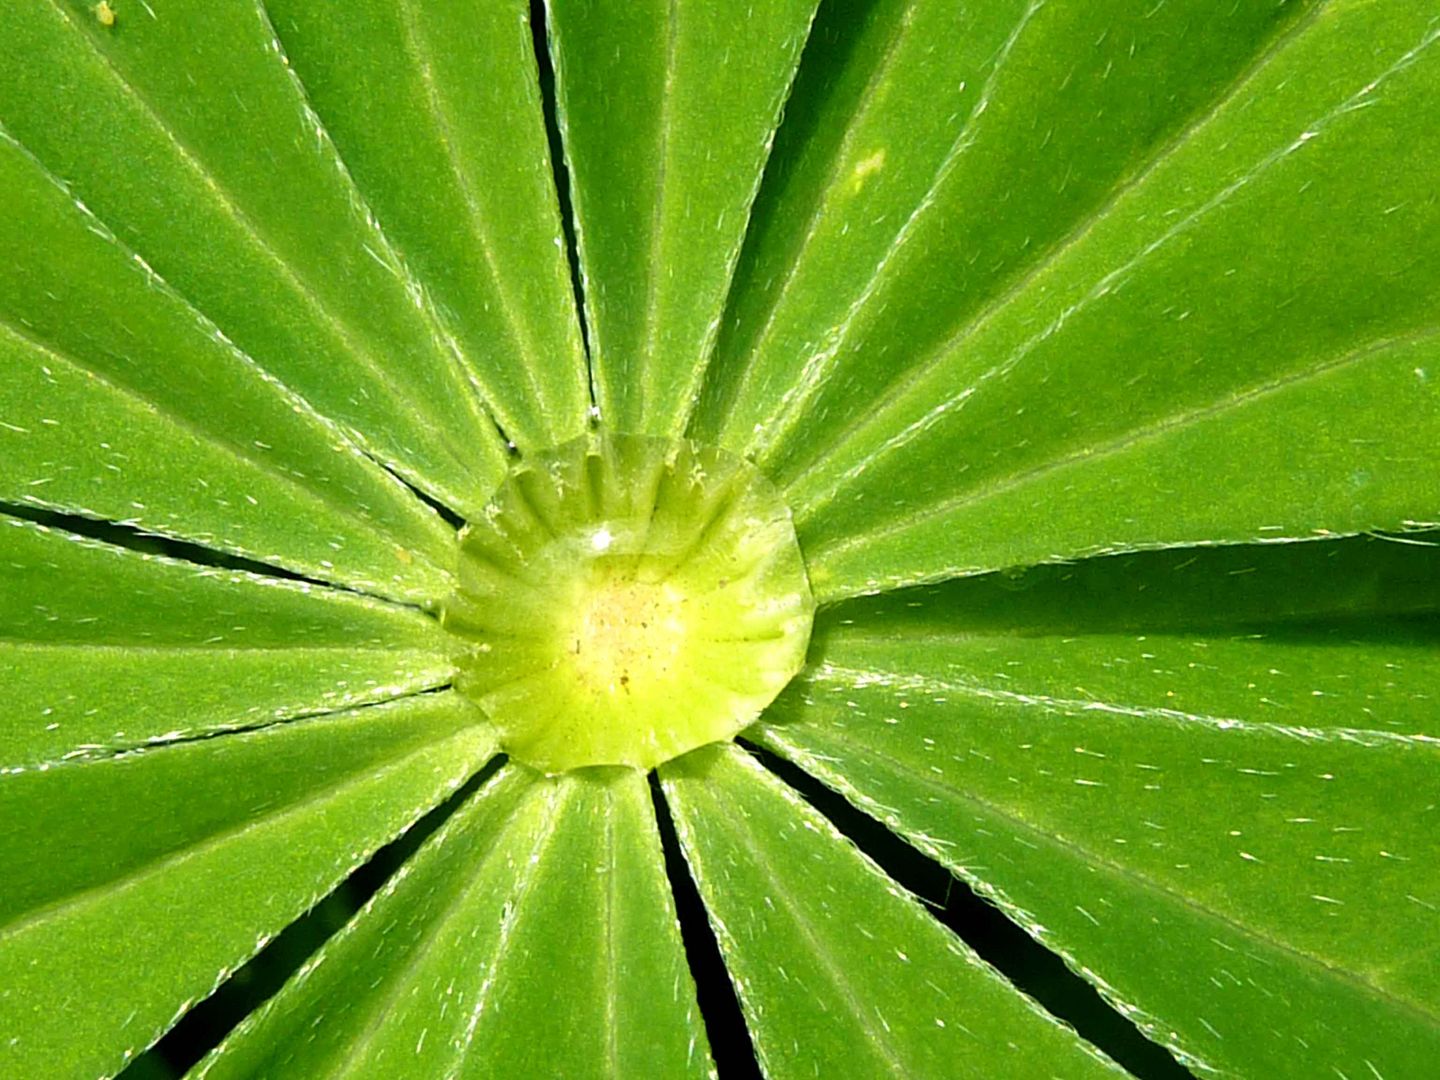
442, 432, 814, 772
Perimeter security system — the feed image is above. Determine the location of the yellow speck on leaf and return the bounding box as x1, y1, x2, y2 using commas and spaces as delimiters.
849, 149, 887, 194
95, 1, 116, 27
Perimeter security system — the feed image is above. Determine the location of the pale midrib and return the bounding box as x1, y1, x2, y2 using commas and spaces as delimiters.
0, 318, 454, 597
775, 0, 1332, 493
807, 322, 1440, 567
668, 0, 823, 444
46, 0, 479, 478
322, 774, 566, 1080
0, 122, 453, 560
196, 770, 518, 1076
252, 0, 508, 464
750, 0, 1046, 473
710, 749, 910, 1078
0, 640, 448, 656
761, 724, 1440, 1036
632, 0, 681, 432
799, 14, 1440, 525
0, 731, 478, 947
804, 660, 1440, 749
711, 0, 918, 449
9, 687, 461, 774
602, 790, 621, 1078
186, 779, 496, 1079
0, 132, 455, 564
392, 0, 553, 439
451, 781, 572, 1073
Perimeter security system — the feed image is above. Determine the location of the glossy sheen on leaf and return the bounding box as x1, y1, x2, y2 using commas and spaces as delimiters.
1, 0, 1437, 1076
197, 767, 711, 1080
0, 127, 460, 601
548, 0, 819, 437
751, 0, 1440, 598
806, 314, 1440, 601
260, 0, 591, 450
709, 0, 1316, 472
0, 0, 508, 517
754, 581, 1440, 1078
698, 0, 1322, 463
660, 743, 1124, 1079
692, 0, 1039, 453
0, 694, 495, 1080
0, 514, 458, 767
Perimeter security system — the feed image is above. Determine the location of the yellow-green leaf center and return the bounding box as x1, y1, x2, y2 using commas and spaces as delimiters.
442, 432, 815, 772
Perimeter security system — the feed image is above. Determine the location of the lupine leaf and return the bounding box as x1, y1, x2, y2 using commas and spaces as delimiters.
0, 129, 458, 601
0, 514, 458, 767
0, 0, 508, 516
696, 0, 1313, 464
660, 743, 1125, 1079
197, 767, 711, 1079
261, 0, 591, 450
807, 329, 1440, 599
0, 0, 1437, 1076
0, 694, 495, 1080
723, 0, 1440, 599
753, 547, 1440, 1077
548, 0, 819, 437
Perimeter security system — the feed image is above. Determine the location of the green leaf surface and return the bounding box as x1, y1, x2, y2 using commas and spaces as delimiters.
0, 0, 508, 515
0, 514, 458, 767
817, 532, 1440, 639
0, 693, 495, 1080
691, 0, 1037, 451
3, 1, 1438, 1076
261, 0, 590, 449
754, 578, 1440, 1077
697, 0, 1314, 462
197, 766, 711, 1080
660, 742, 1122, 1079
807, 324, 1440, 601
723, 0, 1440, 599
548, 0, 818, 437
0, 126, 459, 602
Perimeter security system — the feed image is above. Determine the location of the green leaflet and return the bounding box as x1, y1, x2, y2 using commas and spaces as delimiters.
0, 0, 1437, 1076
660, 743, 1125, 1079
0, 515, 458, 766
0, 694, 495, 1080
816, 532, 1440, 638
549, 0, 819, 437
753, 568, 1440, 1077
196, 767, 711, 1080
697, 0, 1315, 463
0, 0, 507, 516
261, 0, 591, 449
0, 130, 457, 601
747, 0, 1440, 598
807, 330, 1440, 600
691, 0, 1038, 452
